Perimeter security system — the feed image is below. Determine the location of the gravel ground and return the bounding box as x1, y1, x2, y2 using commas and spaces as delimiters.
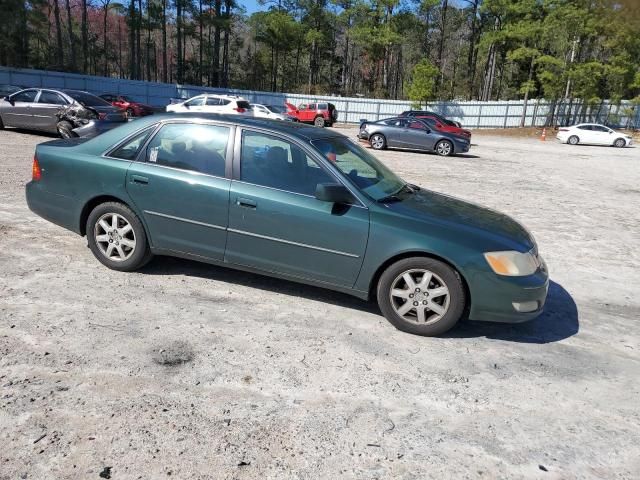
1, 126, 639, 479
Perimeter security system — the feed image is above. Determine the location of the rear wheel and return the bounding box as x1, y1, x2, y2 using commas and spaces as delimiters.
86, 202, 152, 272
0, 115, 4, 129
435, 140, 453, 156
57, 120, 77, 139
568, 135, 579, 145
377, 257, 466, 336
314, 116, 325, 127
370, 133, 386, 150
613, 138, 626, 148
125, 107, 135, 118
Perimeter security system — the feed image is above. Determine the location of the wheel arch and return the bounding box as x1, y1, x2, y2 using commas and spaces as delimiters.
79, 194, 137, 236
368, 251, 471, 310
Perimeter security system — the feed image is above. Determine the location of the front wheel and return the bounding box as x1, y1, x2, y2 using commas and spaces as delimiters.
314, 116, 325, 127
125, 107, 135, 118
86, 202, 152, 272
435, 140, 453, 156
377, 257, 466, 336
613, 138, 626, 148
568, 135, 579, 145
370, 133, 386, 150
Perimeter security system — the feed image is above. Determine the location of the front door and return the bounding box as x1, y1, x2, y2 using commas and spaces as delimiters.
125, 122, 233, 260
225, 129, 369, 287
4, 89, 39, 128
402, 119, 438, 150
32, 90, 69, 133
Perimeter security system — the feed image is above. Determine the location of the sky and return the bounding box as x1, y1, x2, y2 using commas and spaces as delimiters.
239, 0, 266, 14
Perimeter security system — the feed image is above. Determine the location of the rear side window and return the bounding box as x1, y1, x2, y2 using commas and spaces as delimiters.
145, 123, 229, 177
109, 127, 154, 160
12, 90, 38, 102
38, 91, 67, 105
317, 103, 328, 110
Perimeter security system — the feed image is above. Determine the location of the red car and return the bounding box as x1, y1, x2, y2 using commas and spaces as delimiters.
414, 115, 472, 139
285, 101, 338, 127
99, 94, 154, 117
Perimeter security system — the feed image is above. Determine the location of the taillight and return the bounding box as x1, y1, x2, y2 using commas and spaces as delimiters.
234, 107, 246, 113
32, 155, 42, 181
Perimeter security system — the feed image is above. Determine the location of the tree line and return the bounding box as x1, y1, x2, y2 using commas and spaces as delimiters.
1, 0, 639, 107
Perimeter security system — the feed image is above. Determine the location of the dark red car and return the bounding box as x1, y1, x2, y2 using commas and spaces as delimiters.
99, 94, 154, 117
412, 115, 471, 139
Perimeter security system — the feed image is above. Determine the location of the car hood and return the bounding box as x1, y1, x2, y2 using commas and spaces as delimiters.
384, 189, 535, 251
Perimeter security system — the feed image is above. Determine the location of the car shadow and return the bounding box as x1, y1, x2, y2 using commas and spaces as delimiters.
141, 259, 577, 343
445, 280, 579, 343
5, 127, 58, 138
140, 256, 379, 314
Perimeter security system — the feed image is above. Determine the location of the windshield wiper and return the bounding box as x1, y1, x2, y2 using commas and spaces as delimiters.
378, 183, 418, 203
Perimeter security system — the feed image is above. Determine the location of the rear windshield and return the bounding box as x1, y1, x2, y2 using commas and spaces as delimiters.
237, 100, 251, 109
64, 90, 111, 107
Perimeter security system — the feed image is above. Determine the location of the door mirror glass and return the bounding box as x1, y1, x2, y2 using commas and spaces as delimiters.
315, 183, 354, 204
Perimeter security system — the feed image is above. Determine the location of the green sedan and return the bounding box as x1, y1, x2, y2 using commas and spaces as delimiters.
26, 114, 548, 336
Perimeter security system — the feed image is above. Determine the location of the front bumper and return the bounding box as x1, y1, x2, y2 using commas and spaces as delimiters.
467, 264, 549, 323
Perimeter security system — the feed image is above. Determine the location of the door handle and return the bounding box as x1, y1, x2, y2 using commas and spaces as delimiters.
236, 197, 257, 209
131, 175, 149, 185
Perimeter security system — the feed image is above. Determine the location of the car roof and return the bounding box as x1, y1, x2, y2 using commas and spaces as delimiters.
80, 113, 345, 153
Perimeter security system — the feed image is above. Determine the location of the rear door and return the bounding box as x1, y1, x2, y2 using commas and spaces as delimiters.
225, 128, 369, 287
125, 121, 233, 260
32, 90, 69, 133
3, 89, 39, 128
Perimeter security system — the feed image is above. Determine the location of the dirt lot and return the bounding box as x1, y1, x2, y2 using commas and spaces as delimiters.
1, 126, 639, 479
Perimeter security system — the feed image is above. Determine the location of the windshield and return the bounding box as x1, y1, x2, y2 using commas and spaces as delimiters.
267, 105, 286, 113
64, 90, 111, 107
311, 137, 404, 201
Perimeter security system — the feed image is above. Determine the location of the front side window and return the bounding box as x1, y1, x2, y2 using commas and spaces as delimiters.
592, 125, 610, 132
38, 91, 67, 105
185, 97, 204, 107
12, 90, 38, 103
240, 131, 333, 196
408, 120, 426, 130
145, 123, 229, 177
109, 127, 154, 160
312, 137, 404, 201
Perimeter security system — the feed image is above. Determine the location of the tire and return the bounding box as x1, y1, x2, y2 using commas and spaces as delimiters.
86, 202, 152, 272
57, 121, 77, 139
314, 116, 325, 127
370, 133, 386, 150
376, 257, 466, 337
613, 138, 626, 148
126, 107, 135, 118
568, 135, 579, 145
435, 140, 453, 156
0, 115, 4, 129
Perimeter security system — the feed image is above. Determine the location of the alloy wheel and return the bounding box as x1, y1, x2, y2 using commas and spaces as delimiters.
94, 213, 136, 262
389, 269, 450, 325
371, 135, 385, 150
436, 141, 452, 156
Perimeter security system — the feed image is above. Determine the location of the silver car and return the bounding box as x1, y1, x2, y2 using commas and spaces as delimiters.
0, 88, 126, 137
358, 117, 471, 156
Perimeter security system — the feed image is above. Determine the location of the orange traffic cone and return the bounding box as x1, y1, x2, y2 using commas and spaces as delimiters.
540, 127, 546, 141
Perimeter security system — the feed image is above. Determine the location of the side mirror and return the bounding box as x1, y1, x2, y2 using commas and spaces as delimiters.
315, 183, 353, 204
6, 96, 15, 105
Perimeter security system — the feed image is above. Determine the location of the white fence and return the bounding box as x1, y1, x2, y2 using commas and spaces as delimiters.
1, 66, 639, 129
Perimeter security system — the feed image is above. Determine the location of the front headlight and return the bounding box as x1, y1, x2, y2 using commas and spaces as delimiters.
484, 250, 539, 276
